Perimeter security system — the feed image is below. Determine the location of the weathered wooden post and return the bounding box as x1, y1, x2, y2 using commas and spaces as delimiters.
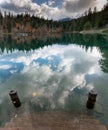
9, 90, 21, 108
86, 90, 97, 109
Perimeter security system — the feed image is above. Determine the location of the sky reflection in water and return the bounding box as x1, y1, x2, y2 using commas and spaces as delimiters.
0, 43, 108, 127
0, 44, 102, 104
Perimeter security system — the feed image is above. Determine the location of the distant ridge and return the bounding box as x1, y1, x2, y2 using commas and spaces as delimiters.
59, 17, 71, 22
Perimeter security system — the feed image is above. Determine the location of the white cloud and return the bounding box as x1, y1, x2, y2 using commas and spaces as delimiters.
86, 84, 94, 91
48, 0, 55, 6
0, 64, 11, 69
10, 70, 18, 74
0, 0, 40, 15
96, 0, 107, 11
38, 3, 61, 19
63, 0, 96, 12
88, 47, 102, 58
0, 0, 107, 20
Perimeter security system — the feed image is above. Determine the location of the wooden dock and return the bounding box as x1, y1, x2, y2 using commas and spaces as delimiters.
0, 111, 107, 130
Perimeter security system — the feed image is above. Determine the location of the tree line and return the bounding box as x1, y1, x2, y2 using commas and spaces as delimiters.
0, 11, 61, 33
61, 2, 108, 31
0, 2, 108, 33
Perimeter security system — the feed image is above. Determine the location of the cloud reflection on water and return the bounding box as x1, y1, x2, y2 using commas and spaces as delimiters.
0, 44, 102, 111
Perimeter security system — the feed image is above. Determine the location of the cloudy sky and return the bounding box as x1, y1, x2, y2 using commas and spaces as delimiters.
0, 0, 107, 20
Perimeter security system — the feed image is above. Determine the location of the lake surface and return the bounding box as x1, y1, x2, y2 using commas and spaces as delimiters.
0, 33, 108, 128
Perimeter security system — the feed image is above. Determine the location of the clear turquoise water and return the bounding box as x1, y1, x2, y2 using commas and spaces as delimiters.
0, 34, 108, 128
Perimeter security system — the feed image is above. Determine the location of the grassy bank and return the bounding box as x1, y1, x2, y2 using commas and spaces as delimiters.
80, 27, 108, 35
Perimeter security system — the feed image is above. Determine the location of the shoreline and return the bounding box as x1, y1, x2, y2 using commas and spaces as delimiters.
79, 28, 108, 35
0, 28, 108, 36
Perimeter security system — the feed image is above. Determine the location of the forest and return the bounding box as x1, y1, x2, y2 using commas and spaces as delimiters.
0, 2, 108, 34
62, 2, 108, 31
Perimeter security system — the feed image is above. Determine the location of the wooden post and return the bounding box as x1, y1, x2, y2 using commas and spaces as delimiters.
86, 90, 97, 109
9, 90, 21, 108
